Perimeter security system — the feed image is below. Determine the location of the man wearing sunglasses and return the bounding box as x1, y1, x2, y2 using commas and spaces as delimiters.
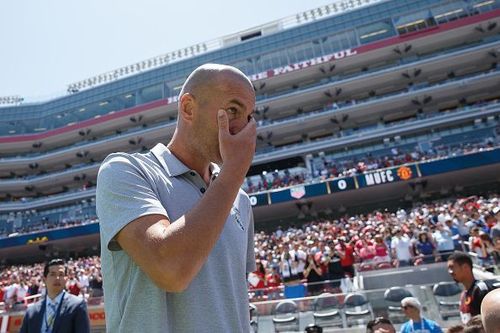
400, 297, 443, 333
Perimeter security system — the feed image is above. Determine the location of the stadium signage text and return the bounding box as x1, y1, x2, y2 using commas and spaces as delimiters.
249, 193, 268, 206
364, 170, 395, 186
359, 166, 416, 187
167, 95, 179, 104
164, 48, 358, 106
249, 48, 357, 81
272, 49, 357, 76
328, 177, 356, 193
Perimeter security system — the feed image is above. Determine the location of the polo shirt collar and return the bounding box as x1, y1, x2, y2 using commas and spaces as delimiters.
151, 143, 189, 177
151, 143, 220, 179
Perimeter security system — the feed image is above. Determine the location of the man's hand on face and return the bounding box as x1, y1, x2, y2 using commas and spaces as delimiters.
217, 109, 256, 179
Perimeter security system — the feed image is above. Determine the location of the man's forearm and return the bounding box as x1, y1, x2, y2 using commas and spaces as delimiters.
155, 169, 246, 290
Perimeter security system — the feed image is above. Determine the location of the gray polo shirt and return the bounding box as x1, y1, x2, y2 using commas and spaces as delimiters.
96, 143, 256, 333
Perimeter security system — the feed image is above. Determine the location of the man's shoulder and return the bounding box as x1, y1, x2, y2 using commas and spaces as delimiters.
65, 293, 85, 304
97, 151, 162, 188
99, 151, 155, 171
237, 188, 253, 208
25, 300, 43, 316
399, 321, 411, 332
423, 317, 441, 328
238, 187, 251, 199
473, 279, 496, 297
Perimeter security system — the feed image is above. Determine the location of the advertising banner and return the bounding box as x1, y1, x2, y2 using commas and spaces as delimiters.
356, 165, 418, 188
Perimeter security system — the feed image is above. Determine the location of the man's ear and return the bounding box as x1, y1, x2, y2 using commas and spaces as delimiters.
179, 93, 196, 123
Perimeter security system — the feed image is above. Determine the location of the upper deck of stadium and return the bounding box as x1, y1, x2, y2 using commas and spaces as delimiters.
0, 0, 498, 133
1, 0, 499, 211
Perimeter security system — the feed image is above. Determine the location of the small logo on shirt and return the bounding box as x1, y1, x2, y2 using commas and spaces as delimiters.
232, 207, 245, 231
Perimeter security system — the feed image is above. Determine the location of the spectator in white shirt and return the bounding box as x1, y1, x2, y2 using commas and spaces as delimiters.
289, 242, 307, 279
391, 228, 413, 267
433, 223, 455, 261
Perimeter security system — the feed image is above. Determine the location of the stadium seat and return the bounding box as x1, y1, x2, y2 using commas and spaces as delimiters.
249, 303, 258, 333
358, 262, 374, 272
312, 292, 345, 328
272, 300, 300, 332
432, 282, 462, 320
343, 292, 374, 327
376, 262, 392, 270
383, 286, 413, 323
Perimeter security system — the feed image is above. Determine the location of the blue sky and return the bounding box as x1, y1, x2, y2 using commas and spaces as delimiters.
0, 0, 335, 101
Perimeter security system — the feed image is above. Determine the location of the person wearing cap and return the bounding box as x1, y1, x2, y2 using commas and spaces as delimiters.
399, 297, 443, 333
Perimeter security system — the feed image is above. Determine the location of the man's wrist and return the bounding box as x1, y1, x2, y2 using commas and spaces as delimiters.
218, 165, 248, 184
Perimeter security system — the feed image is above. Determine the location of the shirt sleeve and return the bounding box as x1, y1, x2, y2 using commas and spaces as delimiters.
470, 283, 489, 316
96, 153, 168, 251
245, 197, 256, 273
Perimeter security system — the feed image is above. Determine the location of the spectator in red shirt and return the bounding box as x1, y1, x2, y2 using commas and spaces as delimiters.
357, 237, 376, 263
249, 260, 266, 300
0, 282, 5, 305
355, 233, 374, 251
469, 227, 487, 263
373, 235, 390, 263
335, 238, 355, 277
265, 266, 281, 300
66, 271, 83, 297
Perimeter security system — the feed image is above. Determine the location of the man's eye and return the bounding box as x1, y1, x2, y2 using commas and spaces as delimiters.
226, 107, 238, 115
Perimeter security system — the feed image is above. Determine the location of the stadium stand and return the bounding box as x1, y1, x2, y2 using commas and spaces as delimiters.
1, 0, 500, 331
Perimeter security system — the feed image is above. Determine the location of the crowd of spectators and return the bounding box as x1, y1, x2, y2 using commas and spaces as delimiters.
0, 215, 97, 239
0, 256, 102, 312
248, 193, 499, 299
1, 134, 496, 240
1, 191, 498, 307
244, 139, 498, 194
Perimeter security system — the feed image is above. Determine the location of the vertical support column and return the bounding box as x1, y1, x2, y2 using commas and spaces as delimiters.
162, 81, 169, 99
135, 88, 143, 105
305, 154, 314, 178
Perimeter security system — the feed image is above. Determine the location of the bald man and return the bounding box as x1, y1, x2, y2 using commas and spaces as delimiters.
481, 288, 500, 333
97, 64, 257, 332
